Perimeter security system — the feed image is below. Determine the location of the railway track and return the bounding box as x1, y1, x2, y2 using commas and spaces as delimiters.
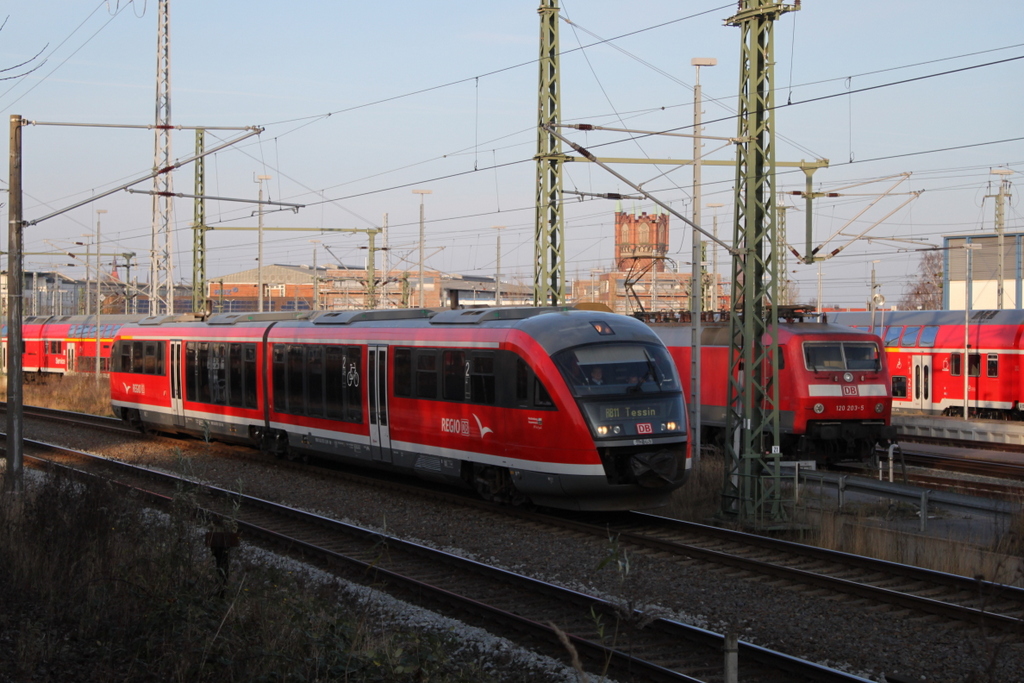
4, 435, 875, 683
14, 406, 1024, 635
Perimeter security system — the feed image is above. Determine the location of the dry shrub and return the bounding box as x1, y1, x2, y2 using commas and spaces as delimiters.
655, 447, 725, 522
0, 471, 500, 683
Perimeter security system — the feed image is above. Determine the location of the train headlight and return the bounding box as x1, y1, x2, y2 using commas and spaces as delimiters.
875, 402, 884, 414
612, 425, 622, 435
662, 421, 678, 432
597, 425, 609, 436
843, 372, 853, 382
813, 403, 825, 414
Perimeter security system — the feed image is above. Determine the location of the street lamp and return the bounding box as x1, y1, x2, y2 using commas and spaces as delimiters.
309, 240, 321, 311
256, 174, 272, 312
95, 209, 107, 380
412, 189, 432, 307
962, 242, 982, 418
706, 202, 725, 311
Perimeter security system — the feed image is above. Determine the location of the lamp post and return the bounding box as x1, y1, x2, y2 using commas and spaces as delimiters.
309, 240, 320, 311
962, 242, 981, 418
95, 209, 107, 380
706, 202, 725, 311
412, 190, 432, 307
689, 57, 716, 465
493, 226, 505, 306
256, 174, 271, 312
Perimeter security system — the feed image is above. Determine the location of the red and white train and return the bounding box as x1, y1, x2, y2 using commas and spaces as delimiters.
831, 310, 1024, 419
108, 306, 692, 511
650, 319, 895, 462
2, 314, 145, 380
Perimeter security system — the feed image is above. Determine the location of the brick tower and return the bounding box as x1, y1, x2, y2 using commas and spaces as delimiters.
614, 204, 669, 272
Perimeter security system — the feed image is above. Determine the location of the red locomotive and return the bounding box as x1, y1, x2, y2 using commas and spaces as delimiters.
831, 310, 1024, 419
3, 315, 145, 381
650, 318, 895, 462
109, 306, 691, 511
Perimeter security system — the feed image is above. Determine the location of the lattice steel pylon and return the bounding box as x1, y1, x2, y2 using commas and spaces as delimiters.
192, 129, 206, 314
534, 0, 565, 306
150, 0, 174, 314
723, 0, 798, 524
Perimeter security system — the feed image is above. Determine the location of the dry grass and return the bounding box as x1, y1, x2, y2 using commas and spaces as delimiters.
0, 374, 113, 416
657, 448, 1024, 586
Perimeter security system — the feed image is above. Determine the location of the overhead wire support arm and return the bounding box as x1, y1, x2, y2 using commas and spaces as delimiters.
126, 188, 305, 211
545, 124, 737, 256
22, 127, 264, 227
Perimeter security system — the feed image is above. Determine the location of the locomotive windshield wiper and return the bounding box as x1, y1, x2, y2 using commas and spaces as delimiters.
628, 353, 659, 393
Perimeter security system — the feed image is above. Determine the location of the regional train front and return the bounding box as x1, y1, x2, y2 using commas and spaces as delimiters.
519, 312, 691, 509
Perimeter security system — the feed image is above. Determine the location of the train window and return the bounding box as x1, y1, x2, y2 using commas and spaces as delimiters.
844, 343, 881, 371
116, 342, 127, 373
951, 353, 961, 376
243, 345, 257, 409
804, 343, 844, 371
469, 353, 496, 405
900, 326, 921, 347
325, 347, 346, 418
554, 343, 678, 397
228, 344, 244, 407
968, 353, 981, 378
513, 357, 555, 410
287, 346, 305, 414
272, 345, 287, 411
306, 346, 324, 417
914, 366, 920, 400
345, 347, 362, 423
143, 342, 158, 375
132, 341, 144, 374
987, 354, 998, 378
393, 348, 412, 397
415, 351, 438, 399
918, 326, 939, 347
892, 376, 908, 398
923, 365, 930, 401
442, 350, 466, 401
196, 343, 211, 403
884, 326, 902, 346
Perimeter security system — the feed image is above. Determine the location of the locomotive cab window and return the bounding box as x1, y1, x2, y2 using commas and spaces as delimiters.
554, 343, 679, 398
804, 342, 880, 372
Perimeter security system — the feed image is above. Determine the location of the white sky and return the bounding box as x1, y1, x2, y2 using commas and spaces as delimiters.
1, 0, 1022, 309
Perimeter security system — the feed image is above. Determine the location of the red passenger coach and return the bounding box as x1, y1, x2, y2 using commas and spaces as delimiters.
110, 307, 691, 511
4, 315, 145, 380
651, 320, 894, 462
831, 310, 1024, 419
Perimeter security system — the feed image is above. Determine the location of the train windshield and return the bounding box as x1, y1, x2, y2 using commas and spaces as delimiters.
803, 341, 881, 372
554, 343, 680, 397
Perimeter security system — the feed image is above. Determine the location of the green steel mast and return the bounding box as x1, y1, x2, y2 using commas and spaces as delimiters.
192, 129, 207, 314
723, 0, 798, 524
534, 0, 565, 305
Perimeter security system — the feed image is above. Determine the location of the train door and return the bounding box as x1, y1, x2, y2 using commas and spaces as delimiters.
170, 340, 185, 425
367, 346, 393, 463
910, 354, 933, 411
66, 345, 75, 373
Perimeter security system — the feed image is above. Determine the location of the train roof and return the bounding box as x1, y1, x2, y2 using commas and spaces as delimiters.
829, 310, 1024, 327
648, 319, 877, 347
121, 306, 666, 356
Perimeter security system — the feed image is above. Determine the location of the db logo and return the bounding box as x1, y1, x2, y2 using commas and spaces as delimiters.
636, 423, 653, 434
842, 386, 859, 396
